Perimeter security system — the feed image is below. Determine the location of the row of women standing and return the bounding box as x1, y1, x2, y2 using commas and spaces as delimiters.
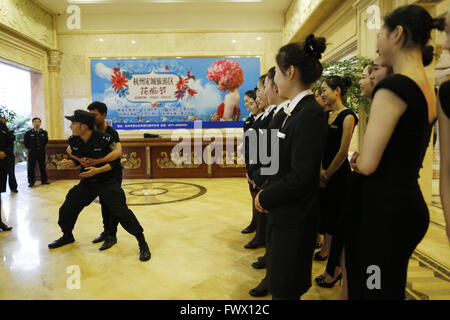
241, 4, 450, 300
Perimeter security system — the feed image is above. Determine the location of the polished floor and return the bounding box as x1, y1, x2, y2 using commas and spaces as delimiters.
0, 163, 449, 300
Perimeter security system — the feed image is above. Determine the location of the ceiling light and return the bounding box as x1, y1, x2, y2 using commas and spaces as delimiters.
256, 37, 262, 40
131, 40, 136, 44
232, 40, 237, 43
99, 38, 104, 42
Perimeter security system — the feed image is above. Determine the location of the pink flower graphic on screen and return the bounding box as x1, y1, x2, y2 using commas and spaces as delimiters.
207, 59, 244, 121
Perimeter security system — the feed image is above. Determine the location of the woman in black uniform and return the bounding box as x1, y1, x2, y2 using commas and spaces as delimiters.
248, 67, 290, 297
242, 89, 262, 234
347, 5, 445, 299
314, 76, 358, 288
0, 120, 13, 232
245, 74, 270, 249
254, 34, 328, 300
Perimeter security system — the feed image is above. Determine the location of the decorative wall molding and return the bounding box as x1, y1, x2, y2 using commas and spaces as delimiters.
0, 27, 46, 72
0, 0, 55, 49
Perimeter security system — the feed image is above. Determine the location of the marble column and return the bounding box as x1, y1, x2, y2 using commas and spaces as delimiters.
46, 50, 63, 139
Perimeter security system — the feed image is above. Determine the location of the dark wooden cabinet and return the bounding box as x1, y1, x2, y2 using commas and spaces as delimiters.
33, 138, 246, 180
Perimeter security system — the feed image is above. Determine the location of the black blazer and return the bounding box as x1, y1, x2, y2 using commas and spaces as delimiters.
244, 115, 255, 132
258, 95, 328, 228
247, 107, 277, 180
252, 108, 289, 188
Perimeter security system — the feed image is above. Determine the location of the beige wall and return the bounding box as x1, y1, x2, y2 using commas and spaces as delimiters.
57, 31, 283, 138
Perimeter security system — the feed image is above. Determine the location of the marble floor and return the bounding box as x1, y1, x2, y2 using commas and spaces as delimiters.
0, 163, 449, 300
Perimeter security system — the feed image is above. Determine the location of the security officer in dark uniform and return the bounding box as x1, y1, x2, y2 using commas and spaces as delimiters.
67, 101, 123, 250
48, 110, 151, 262
24, 117, 49, 187
0, 116, 18, 192
0, 120, 13, 231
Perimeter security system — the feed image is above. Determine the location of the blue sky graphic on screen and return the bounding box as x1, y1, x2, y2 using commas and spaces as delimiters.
90, 57, 261, 130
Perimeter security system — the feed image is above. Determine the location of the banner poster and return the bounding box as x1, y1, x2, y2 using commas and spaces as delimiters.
90, 57, 261, 130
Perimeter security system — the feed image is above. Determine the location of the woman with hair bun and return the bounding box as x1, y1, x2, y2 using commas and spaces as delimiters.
207, 59, 244, 121
347, 5, 445, 299
254, 34, 328, 300
313, 76, 358, 289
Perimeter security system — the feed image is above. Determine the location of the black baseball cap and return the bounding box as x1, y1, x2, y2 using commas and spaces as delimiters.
65, 110, 96, 127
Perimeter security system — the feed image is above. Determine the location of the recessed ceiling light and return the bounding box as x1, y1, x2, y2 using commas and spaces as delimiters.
131, 40, 136, 44
232, 40, 237, 43
99, 38, 104, 42
256, 37, 262, 40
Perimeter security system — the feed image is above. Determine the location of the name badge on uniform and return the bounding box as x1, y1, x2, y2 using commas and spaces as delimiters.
330, 125, 338, 129
94, 148, 102, 151
72, 147, 79, 151
277, 131, 286, 140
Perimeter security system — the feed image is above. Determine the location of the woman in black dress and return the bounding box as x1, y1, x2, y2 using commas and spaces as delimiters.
347, 5, 445, 299
314, 76, 358, 288
438, 9, 450, 241
254, 34, 328, 300
0, 120, 13, 232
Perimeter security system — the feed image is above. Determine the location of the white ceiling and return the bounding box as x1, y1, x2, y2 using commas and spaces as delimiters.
36, 0, 293, 14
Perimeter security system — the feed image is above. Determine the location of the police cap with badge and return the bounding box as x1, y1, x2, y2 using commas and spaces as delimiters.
65, 110, 96, 128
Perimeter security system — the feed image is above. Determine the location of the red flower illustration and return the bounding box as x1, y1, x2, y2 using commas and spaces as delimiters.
111, 70, 129, 92
187, 71, 196, 80
187, 88, 197, 97
176, 77, 188, 90
165, 65, 170, 71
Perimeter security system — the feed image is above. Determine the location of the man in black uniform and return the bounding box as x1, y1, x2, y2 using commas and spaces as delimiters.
48, 110, 151, 262
67, 102, 122, 251
0, 116, 18, 193
24, 117, 49, 187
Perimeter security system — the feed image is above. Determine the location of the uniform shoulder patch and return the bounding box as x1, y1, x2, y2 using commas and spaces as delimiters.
68, 135, 81, 145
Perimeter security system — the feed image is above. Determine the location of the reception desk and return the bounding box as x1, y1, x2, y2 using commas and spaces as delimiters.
36, 138, 246, 180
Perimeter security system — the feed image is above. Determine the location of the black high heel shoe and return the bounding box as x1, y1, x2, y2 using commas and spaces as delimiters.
252, 259, 266, 269
244, 239, 262, 249
314, 251, 328, 261
241, 225, 257, 234
317, 274, 342, 288
314, 274, 326, 283
249, 278, 269, 297
0, 222, 12, 232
